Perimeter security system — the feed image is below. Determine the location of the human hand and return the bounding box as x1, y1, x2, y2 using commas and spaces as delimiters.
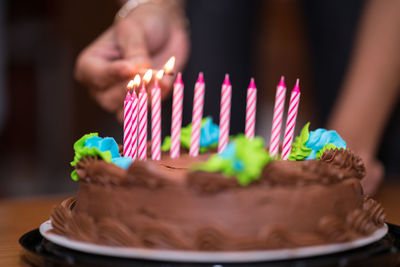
75, 2, 190, 121
360, 154, 384, 196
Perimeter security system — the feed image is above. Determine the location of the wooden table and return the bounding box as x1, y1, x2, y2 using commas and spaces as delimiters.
0, 195, 67, 267
1, 181, 400, 267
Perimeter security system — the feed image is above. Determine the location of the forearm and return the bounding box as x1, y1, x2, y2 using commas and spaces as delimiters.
116, 0, 186, 16
328, 0, 400, 156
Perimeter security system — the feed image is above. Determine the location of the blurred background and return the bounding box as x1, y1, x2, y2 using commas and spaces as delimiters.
0, 0, 399, 198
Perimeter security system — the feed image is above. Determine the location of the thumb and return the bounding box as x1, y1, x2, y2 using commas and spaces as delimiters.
115, 19, 151, 70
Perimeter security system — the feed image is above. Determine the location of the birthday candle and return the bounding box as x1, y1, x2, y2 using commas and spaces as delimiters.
127, 74, 140, 160
245, 78, 257, 140
218, 74, 232, 153
131, 90, 139, 160
281, 79, 301, 160
151, 70, 163, 161
269, 76, 287, 157
138, 70, 152, 160
123, 87, 133, 158
189, 72, 205, 157
170, 73, 184, 158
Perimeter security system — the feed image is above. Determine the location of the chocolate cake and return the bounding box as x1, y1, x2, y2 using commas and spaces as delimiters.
50, 146, 385, 251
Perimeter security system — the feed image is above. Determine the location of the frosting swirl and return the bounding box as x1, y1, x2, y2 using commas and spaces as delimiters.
347, 209, 376, 235
363, 197, 386, 225
317, 215, 352, 242
320, 149, 366, 179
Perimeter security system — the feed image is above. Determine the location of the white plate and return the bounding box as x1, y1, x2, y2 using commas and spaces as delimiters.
40, 220, 388, 263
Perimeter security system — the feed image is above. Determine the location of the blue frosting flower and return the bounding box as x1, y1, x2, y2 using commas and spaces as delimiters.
200, 117, 220, 148
220, 142, 244, 172
305, 129, 346, 160
111, 157, 133, 169
84, 136, 132, 169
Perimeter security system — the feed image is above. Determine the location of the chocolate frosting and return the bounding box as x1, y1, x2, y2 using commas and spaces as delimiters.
320, 149, 366, 179
76, 156, 126, 185
50, 193, 383, 250
76, 156, 170, 188
316, 196, 385, 244
187, 154, 366, 195
187, 171, 239, 194
75, 149, 365, 191
363, 197, 386, 225
49, 150, 384, 251
317, 215, 353, 242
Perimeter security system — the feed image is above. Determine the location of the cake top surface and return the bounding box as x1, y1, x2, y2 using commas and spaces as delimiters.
70, 121, 365, 190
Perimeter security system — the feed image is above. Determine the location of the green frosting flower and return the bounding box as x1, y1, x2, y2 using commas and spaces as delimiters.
193, 135, 273, 186
70, 133, 112, 181
315, 143, 337, 160
288, 122, 312, 161
162, 117, 219, 153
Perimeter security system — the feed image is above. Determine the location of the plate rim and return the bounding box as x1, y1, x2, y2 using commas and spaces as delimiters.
39, 220, 388, 263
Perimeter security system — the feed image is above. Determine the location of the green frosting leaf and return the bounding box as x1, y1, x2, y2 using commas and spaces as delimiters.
288, 122, 312, 161
161, 136, 172, 152
194, 155, 234, 175
161, 123, 194, 152
235, 136, 273, 185
316, 143, 337, 160
193, 135, 273, 186
70, 133, 112, 181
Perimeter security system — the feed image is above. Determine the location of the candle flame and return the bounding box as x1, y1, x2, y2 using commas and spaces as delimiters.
163, 56, 175, 74
156, 69, 164, 80
143, 69, 153, 84
133, 74, 141, 87
127, 79, 135, 89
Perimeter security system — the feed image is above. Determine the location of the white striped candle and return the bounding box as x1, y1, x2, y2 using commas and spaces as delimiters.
245, 78, 257, 140
170, 73, 184, 158
151, 71, 163, 161
281, 79, 301, 160
218, 74, 232, 153
269, 76, 287, 156
123, 90, 133, 158
131, 90, 139, 160
138, 84, 148, 161
189, 72, 205, 157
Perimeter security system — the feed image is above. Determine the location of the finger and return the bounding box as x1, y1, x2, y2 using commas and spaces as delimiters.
150, 26, 189, 71
76, 51, 136, 90
75, 29, 139, 89
116, 18, 151, 68
90, 81, 128, 113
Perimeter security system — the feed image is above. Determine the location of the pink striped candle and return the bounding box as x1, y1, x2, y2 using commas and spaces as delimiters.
245, 78, 257, 140
218, 74, 232, 153
281, 79, 301, 160
123, 89, 133, 158
269, 76, 287, 156
170, 72, 184, 158
138, 84, 149, 161
151, 71, 163, 161
131, 90, 139, 160
189, 72, 205, 157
